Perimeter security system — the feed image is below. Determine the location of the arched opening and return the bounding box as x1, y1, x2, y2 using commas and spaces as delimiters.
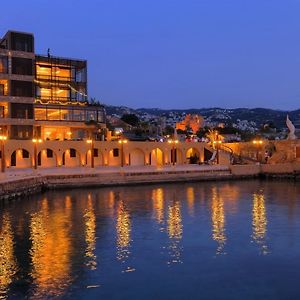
62, 148, 81, 167
37, 149, 57, 167
129, 148, 145, 166
186, 148, 200, 164
150, 148, 163, 167
10, 149, 31, 168
108, 148, 121, 166
86, 148, 103, 167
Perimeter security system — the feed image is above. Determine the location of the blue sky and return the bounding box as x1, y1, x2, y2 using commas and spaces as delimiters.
2, 0, 300, 109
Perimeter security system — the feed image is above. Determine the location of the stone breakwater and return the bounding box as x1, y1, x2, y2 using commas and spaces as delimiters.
1, 163, 300, 201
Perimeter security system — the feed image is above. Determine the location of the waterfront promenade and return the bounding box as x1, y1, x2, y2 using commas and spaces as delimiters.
1, 162, 300, 201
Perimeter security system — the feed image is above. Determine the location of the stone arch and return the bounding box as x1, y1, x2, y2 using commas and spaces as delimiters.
150, 148, 164, 166
129, 148, 145, 166
186, 147, 200, 164
37, 148, 57, 167
86, 148, 104, 167
10, 148, 32, 168
62, 148, 82, 167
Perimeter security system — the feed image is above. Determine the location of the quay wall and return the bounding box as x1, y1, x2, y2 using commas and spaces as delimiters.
2, 162, 300, 200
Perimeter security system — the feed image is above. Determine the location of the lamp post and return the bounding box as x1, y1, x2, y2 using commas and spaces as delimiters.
168, 139, 179, 165
87, 139, 94, 168
252, 139, 263, 162
0, 135, 7, 172
32, 138, 42, 169
118, 139, 128, 167
213, 136, 222, 164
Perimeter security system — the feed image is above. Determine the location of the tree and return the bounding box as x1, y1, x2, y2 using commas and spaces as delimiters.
121, 114, 140, 127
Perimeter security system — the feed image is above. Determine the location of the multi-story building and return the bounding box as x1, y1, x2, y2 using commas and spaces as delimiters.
0, 30, 106, 141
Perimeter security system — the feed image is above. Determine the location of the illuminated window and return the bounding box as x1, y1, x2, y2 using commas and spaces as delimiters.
61, 109, 72, 121
35, 108, 47, 120
47, 109, 60, 120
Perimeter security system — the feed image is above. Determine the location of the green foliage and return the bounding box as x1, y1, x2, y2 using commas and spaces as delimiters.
121, 114, 140, 127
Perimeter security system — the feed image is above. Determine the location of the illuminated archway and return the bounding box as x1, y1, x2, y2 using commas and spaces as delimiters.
37, 148, 57, 167
62, 148, 81, 167
10, 149, 32, 168
129, 148, 145, 166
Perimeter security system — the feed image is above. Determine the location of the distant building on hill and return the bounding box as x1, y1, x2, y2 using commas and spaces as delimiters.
176, 114, 204, 134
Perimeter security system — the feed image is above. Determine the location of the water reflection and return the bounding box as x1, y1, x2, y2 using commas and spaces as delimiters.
252, 193, 268, 255
152, 188, 164, 225
167, 197, 183, 264
186, 186, 195, 216
29, 196, 72, 299
0, 213, 17, 300
116, 199, 131, 262
211, 187, 226, 255
84, 194, 97, 270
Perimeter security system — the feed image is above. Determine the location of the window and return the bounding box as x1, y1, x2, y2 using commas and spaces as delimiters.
22, 149, 29, 158
70, 148, 76, 158
47, 149, 53, 158
0, 56, 8, 73
0, 80, 8, 96
93, 149, 98, 157
47, 109, 60, 120
34, 108, 47, 120
12, 58, 33, 75
10, 125, 33, 139
73, 110, 85, 121
86, 110, 97, 122
60, 109, 72, 121
11, 81, 33, 97
11, 103, 33, 119
113, 148, 119, 157
11, 32, 34, 52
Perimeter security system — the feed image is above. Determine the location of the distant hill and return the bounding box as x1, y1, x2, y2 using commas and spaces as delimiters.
104, 105, 300, 129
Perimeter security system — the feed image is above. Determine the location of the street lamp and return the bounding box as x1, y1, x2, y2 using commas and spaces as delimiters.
118, 139, 128, 167
252, 139, 263, 161
87, 139, 94, 168
0, 135, 7, 172
168, 139, 179, 165
213, 140, 222, 164
32, 138, 42, 169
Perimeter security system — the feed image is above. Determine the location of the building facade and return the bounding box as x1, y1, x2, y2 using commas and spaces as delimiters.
0, 30, 105, 141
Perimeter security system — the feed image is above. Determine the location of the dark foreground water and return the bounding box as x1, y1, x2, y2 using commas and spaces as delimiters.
1, 180, 300, 299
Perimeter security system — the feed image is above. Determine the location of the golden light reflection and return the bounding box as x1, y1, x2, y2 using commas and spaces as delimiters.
252, 193, 268, 254
186, 186, 195, 216
116, 200, 131, 261
84, 194, 97, 270
167, 200, 183, 264
211, 187, 226, 255
0, 213, 17, 299
152, 188, 164, 225
30, 196, 72, 298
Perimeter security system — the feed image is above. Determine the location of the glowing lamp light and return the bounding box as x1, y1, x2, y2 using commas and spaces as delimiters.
0, 135, 7, 141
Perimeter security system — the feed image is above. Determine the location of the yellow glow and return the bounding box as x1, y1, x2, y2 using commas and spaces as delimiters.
252, 193, 268, 254
186, 187, 195, 216
167, 201, 182, 240
116, 200, 131, 261
29, 196, 72, 298
152, 188, 164, 224
84, 195, 97, 269
211, 187, 226, 255
167, 200, 183, 264
86, 139, 92, 144
0, 213, 17, 297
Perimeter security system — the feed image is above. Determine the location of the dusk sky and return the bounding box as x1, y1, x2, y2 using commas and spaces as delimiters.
2, 0, 300, 109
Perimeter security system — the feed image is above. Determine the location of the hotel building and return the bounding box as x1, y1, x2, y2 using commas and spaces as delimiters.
0, 30, 106, 141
